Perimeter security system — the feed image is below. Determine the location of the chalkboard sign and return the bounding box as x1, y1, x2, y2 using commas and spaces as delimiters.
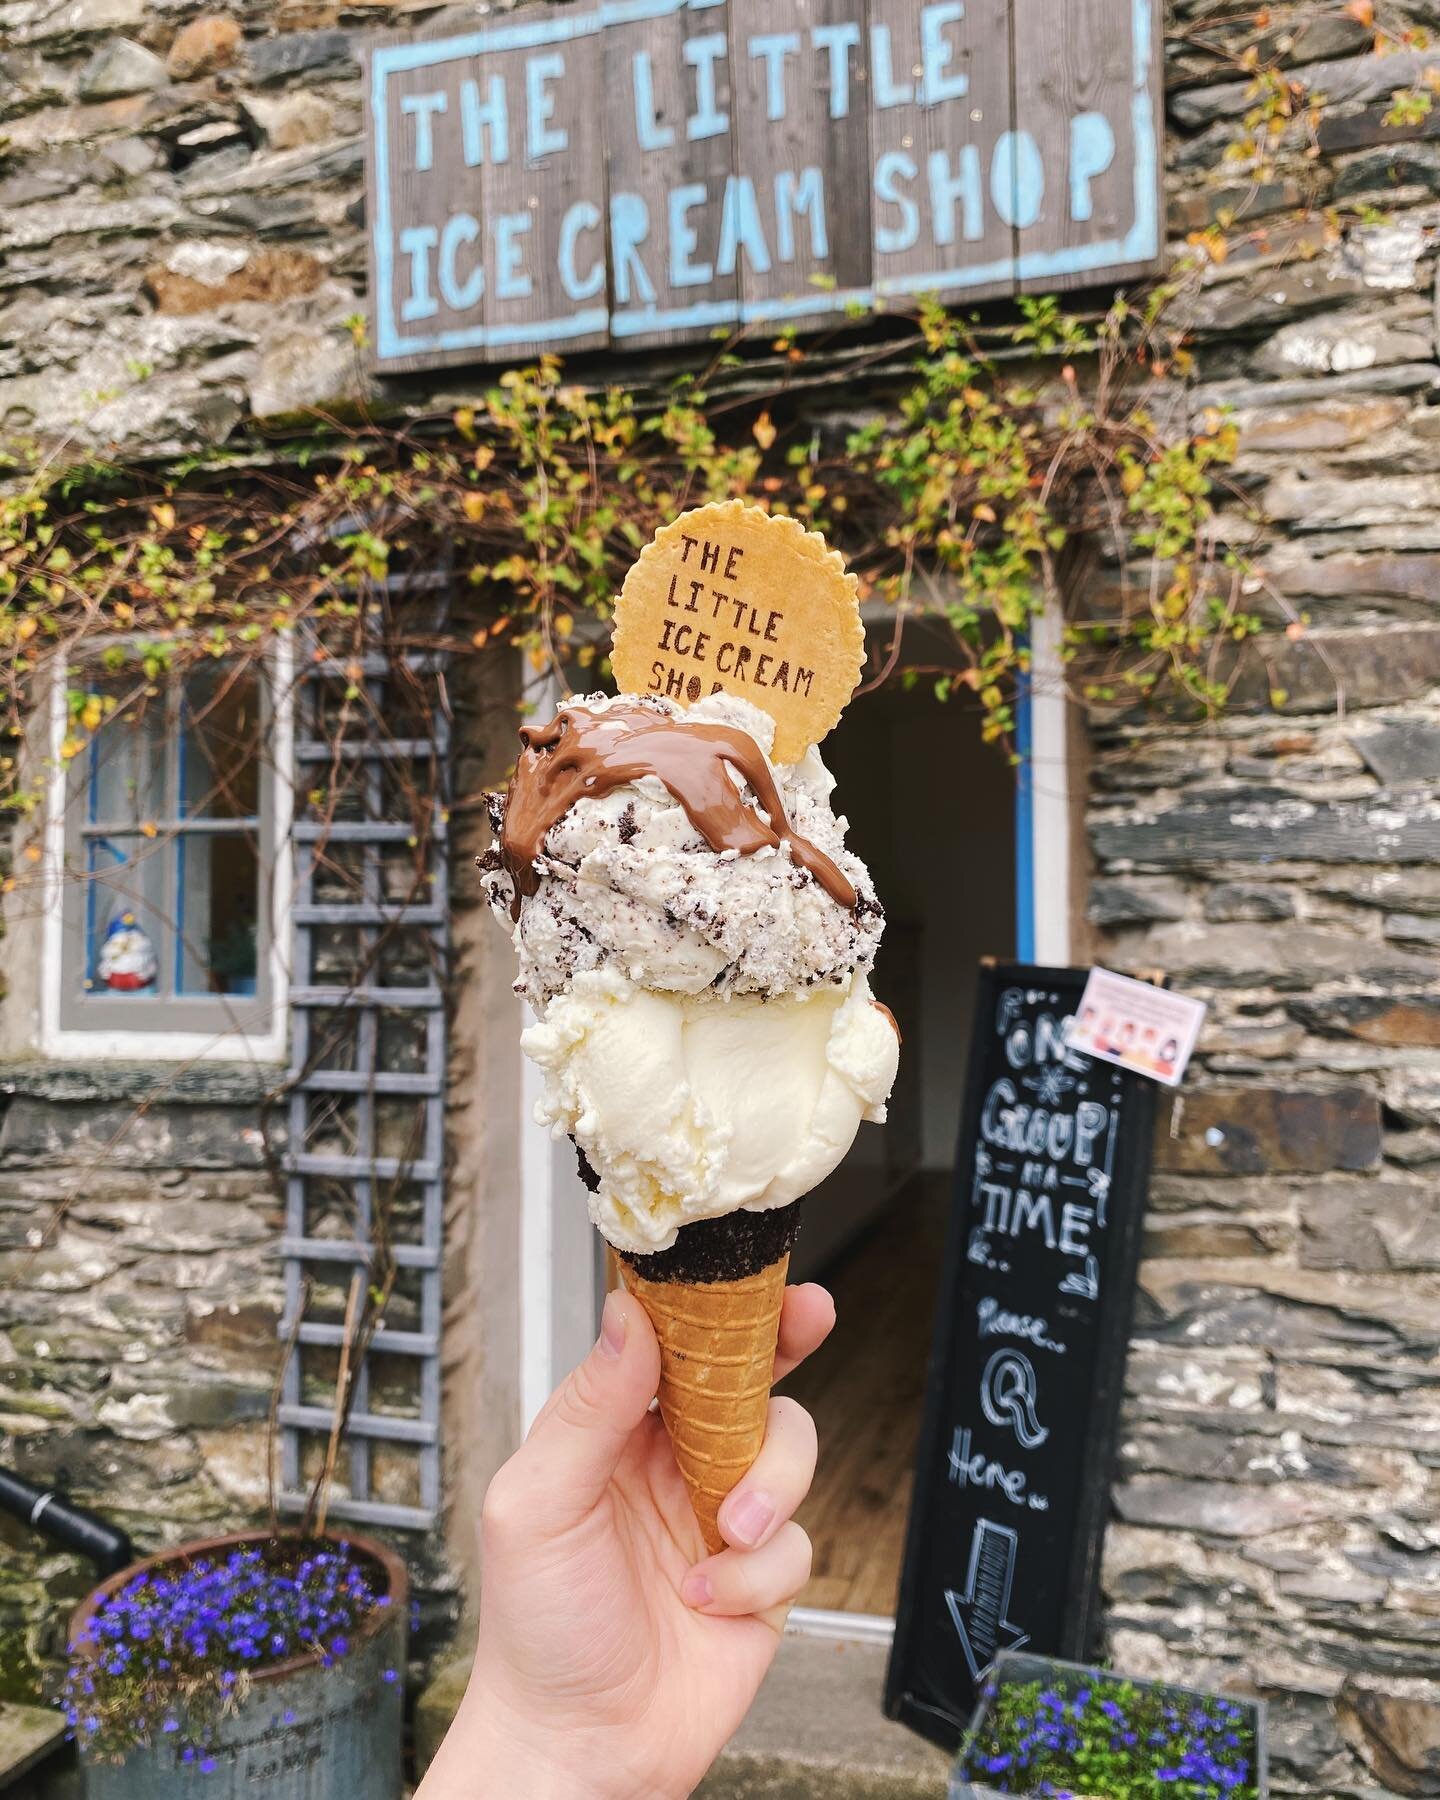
885, 962, 1157, 1748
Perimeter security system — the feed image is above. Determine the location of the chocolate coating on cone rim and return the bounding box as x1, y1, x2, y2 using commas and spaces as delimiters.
574, 1144, 802, 1281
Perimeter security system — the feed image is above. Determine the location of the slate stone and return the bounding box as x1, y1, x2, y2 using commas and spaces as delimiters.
75, 34, 165, 97
0, 1061, 280, 1105
1318, 868, 1440, 914
165, 13, 240, 78
239, 89, 335, 150
1124, 921, 1434, 990
1171, 46, 1440, 129
1092, 788, 1440, 869
1277, 1570, 1390, 1605
1350, 718, 1440, 786
1300, 1179, 1440, 1273
1143, 1218, 1285, 1260
1114, 1476, 1356, 1536
1270, 551, 1440, 611
1194, 365, 1440, 416
1204, 882, 1296, 922
1123, 1421, 1381, 1487
1290, 992, 1440, 1048
1237, 397, 1411, 455
1267, 470, 1440, 530
1386, 913, 1440, 948
244, 28, 355, 87
1156, 1085, 1382, 1175
1251, 303, 1434, 379
1335, 142, 1440, 200
1086, 879, 1187, 926
0, 1099, 270, 1169
1142, 1276, 1423, 1356
1337, 1683, 1440, 1793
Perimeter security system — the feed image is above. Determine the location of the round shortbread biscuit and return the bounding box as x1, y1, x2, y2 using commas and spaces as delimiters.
611, 500, 863, 764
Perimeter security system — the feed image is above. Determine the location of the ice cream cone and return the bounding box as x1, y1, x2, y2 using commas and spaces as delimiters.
620, 1254, 788, 1555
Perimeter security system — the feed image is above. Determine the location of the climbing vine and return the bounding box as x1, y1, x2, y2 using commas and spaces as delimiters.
1, 282, 1272, 858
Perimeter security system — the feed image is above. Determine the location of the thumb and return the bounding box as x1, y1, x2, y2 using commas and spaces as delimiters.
513, 1290, 662, 1532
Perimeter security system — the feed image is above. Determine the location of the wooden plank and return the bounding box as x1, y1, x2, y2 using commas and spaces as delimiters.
364, 0, 1164, 372
479, 4, 609, 361
1013, 0, 1163, 294
727, 0, 871, 335
603, 3, 740, 349
784, 1173, 942, 1616
867, 0, 1017, 309
364, 10, 608, 372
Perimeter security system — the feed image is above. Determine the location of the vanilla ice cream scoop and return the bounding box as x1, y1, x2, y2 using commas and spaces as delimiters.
523, 967, 898, 1254
480, 689, 897, 1254
479, 692, 882, 1010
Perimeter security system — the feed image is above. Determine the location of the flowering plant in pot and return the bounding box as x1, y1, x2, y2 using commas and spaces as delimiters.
63, 1530, 407, 1798
951, 1653, 1266, 1800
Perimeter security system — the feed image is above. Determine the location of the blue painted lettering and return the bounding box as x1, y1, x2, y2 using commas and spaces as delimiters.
927, 145, 982, 246
684, 32, 729, 140
716, 173, 771, 276
1069, 111, 1115, 221
869, 25, 913, 108
668, 183, 712, 287
525, 52, 568, 158
438, 212, 483, 311
992, 130, 1044, 229
493, 211, 532, 300
874, 151, 919, 253
774, 167, 827, 262
920, 2, 968, 104
811, 21, 860, 119
398, 225, 438, 321
460, 74, 508, 166
558, 200, 604, 300
400, 91, 447, 172
632, 50, 674, 151
609, 192, 656, 305
748, 32, 799, 121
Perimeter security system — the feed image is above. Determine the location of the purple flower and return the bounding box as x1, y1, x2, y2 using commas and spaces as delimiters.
60, 1542, 387, 1765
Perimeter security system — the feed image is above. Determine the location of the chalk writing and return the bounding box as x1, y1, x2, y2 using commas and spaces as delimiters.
980, 1349, 1048, 1449
944, 1520, 1030, 1682
887, 964, 1159, 1745
976, 1297, 1066, 1354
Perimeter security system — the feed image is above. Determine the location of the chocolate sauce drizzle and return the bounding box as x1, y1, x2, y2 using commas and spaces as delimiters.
498, 702, 857, 919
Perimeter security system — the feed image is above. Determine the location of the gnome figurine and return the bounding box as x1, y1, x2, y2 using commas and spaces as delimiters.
97, 910, 158, 992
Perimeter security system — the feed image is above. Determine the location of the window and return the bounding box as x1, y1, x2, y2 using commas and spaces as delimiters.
43, 653, 292, 1061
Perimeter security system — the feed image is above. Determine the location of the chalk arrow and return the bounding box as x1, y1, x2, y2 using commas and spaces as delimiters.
944, 1518, 1030, 1683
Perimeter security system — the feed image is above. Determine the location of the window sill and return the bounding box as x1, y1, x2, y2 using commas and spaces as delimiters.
0, 1059, 285, 1107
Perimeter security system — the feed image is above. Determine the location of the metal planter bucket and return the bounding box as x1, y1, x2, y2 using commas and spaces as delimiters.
949, 1651, 1269, 1800
70, 1530, 408, 1800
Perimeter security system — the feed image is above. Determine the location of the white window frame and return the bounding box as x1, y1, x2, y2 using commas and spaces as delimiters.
40, 639, 295, 1064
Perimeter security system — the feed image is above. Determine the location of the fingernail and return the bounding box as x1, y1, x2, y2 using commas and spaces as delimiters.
598, 1291, 626, 1359
681, 1572, 712, 1609
723, 1488, 775, 1547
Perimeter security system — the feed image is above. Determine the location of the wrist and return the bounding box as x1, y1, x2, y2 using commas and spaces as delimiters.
418, 1675, 632, 1800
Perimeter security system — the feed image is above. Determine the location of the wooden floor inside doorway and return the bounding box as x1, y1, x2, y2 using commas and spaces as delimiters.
780, 1173, 948, 1617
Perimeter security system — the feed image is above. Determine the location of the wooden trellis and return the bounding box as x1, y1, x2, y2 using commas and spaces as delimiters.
277, 569, 450, 1531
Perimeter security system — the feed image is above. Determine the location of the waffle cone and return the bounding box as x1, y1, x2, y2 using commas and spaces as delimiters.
620, 1254, 788, 1554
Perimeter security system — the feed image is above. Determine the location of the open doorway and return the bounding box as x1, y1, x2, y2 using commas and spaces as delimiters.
780, 640, 1017, 1619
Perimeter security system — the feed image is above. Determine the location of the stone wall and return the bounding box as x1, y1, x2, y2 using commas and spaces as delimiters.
0, 1066, 283, 1701
1091, 12, 1440, 1782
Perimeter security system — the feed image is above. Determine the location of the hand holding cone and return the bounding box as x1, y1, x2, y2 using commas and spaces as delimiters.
483, 501, 897, 1555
